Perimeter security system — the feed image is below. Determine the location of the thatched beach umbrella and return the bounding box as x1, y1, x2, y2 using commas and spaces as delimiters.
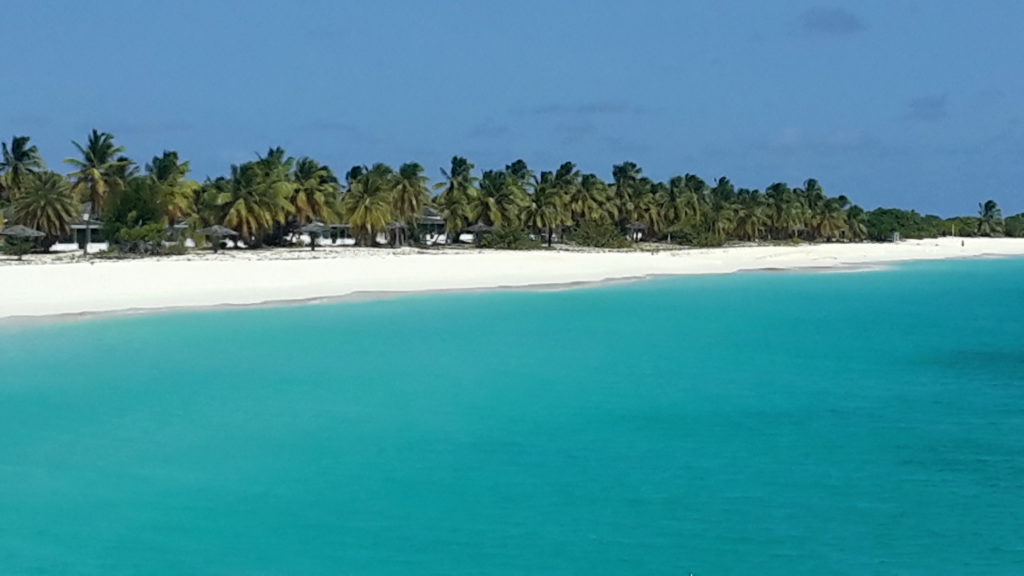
0, 225, 45, 260
298, 222, 329, 251
465, 222, 494, 244
196, 225, 238, 253
0, 225, 46, 239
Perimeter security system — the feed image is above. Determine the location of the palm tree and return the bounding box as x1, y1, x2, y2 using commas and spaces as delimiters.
522, 171, 568, 246
734, 189, 769, 241
845, 205, 868, 241
1, 136, 46, 199
434, 156, 478, 243
216, 162, 294, 246
146, 151, 199, 225
814, 197, 849, 241
290, 157, 340, 226
341, 163, 394, 246
11, 172, 79, 247
64, 130, 131, 249
391, 162, 430, 244
505, 159, 534, 191
611, 161, 642, 222
569, 173, 612, 225
475, 170, 528, 229
978, 200, 1003, 236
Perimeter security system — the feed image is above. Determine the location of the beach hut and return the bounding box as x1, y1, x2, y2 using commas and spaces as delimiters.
196, 225, 238, 253
298, 221, 329, 251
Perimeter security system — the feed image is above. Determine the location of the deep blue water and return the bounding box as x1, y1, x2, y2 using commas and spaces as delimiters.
1, 258, 1022, 575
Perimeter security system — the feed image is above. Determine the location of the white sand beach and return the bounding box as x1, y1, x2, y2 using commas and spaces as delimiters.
1, 237, 1023, 320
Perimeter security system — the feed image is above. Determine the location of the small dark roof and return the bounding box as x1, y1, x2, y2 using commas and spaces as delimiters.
0, 225, 46, 238
465, 223, 494, 233
298, 221, 329, 233
196, 225, 238, 236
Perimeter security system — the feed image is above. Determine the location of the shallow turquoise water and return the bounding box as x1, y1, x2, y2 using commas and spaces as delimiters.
1, 258, 1023, 575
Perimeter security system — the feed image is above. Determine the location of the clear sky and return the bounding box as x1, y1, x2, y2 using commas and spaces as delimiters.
3, 1, 1021, 215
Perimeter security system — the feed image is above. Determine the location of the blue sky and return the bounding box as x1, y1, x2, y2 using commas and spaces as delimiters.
3, 0, 1022, 215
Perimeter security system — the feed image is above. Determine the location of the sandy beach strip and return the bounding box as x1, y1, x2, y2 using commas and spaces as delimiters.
1, 237, 1023, 320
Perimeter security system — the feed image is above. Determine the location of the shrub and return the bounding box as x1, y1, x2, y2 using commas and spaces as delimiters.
0, 239, 34, 260
478, 228, 542, 250
571, 220, 631, 248
664, 223, 724, 247
114, 223, 167, 255
1005, 214, 1024, 238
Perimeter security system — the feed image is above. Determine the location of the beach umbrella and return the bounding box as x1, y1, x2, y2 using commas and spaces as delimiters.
466, 220, 493, 242
196, 225, 238, 253
298, 222, 329, 251
465, 223, 494, 244
0, 225, 46, 238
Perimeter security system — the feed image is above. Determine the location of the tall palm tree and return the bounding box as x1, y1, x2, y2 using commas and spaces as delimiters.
505, 159, 534, 192
434, 156, 478, 243
64, 130, 131, 249
611, 161, 642, 223
391, 162, 430, 243
845, 205, 868, 241
290, 157, 340, 225
734, 189, 769, 241
569, 173, 612, 224
475, 169, 528, 228
814, 197, 849, 241
1, 136, 46, 199
11, 171, 79, 247
977, 199, 1003, 236
216, 162, 294, 246
341, 163, 394, 246
146, 151, 199, 225
522, 171, 568, 246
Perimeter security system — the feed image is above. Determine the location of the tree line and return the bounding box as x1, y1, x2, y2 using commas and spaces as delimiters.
0, 131, 1016, 254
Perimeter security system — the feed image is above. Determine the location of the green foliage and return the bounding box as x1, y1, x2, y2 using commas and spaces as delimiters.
1004, 214, 1024, 238
340, 163, 394, 245
977, 199, 1003, 236
102, 177, 162, 241
0, 238, 34, 260
111, 223, 163, 254
478, 227, 541, 250
11, 172, 79, 242
1, 136, 46, 199
944, 216, 980, 237
7, 129, 1021, 255
865, 208, 944, 241
571, 220, 631, 248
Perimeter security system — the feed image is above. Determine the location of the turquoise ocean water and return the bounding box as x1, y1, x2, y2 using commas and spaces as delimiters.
1, 258, 1023, 575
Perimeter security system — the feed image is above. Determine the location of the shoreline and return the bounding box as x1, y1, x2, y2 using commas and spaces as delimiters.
2, 238, 1023, 324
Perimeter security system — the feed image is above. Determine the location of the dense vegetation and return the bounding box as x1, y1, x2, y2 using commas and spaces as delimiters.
0, 132, 1016, 255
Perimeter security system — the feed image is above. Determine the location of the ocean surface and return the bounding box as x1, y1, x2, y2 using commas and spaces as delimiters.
1, 258, 1023, 575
